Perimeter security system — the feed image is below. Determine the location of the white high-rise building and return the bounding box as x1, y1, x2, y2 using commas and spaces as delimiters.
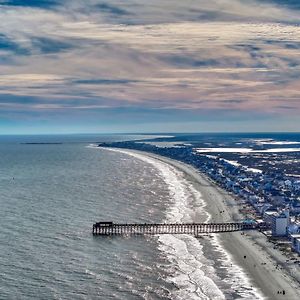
270, 210, 290, 236
290, 234, 300, 254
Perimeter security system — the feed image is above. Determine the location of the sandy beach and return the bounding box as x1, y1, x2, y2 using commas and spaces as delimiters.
124, 149, 300, 300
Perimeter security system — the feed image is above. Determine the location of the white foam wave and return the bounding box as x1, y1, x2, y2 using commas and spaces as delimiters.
92, 146, 264, 299
209, 234, 264, 299
96, 147, 224, 299
150, 156, 263, 300
158, 235, 224, 300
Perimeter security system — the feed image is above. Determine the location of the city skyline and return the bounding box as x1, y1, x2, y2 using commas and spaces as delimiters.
0, 0, 300, 133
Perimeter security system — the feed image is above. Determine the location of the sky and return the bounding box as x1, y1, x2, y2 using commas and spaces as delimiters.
0, 0, 300, 134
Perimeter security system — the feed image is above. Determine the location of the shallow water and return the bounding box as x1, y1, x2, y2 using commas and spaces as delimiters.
0, 136, 263, 299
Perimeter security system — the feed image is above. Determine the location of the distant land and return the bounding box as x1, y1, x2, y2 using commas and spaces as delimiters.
21, 142, 63, 145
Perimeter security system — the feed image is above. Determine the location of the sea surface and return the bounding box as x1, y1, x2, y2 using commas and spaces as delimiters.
1, 133, 291, 299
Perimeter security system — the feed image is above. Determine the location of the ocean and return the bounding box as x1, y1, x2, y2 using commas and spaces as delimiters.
0, 134, 269, 299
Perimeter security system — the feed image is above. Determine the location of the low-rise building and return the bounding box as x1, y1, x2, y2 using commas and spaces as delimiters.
290, 234, 300, 254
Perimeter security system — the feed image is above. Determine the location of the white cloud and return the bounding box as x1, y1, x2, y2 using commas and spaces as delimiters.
0, 0, 299, 115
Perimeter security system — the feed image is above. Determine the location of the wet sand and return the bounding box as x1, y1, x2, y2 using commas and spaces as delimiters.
130, 150, 300, 300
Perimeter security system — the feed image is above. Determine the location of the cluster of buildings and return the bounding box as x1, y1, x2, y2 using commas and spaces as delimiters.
195, 155, 300, 213
192, 153, 300, 255
99, 141, 300, 255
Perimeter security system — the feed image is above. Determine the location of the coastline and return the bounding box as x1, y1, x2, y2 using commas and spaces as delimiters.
104, 147, 300, 300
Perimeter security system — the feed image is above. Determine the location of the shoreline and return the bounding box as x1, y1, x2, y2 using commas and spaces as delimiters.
104, 147, 300, 300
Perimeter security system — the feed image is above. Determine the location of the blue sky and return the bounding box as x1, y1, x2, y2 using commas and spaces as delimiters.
0, 0, 299, 134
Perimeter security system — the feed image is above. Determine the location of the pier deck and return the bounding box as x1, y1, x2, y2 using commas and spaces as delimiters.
93, 221, 258, 236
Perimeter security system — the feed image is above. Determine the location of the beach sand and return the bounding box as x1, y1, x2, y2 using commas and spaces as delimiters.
128, 149, 300, 300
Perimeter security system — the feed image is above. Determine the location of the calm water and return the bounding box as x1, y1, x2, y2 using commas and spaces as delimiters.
0, 134, 264, 299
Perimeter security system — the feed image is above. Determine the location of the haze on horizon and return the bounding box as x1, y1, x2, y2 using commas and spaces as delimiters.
0, 0, 300, 134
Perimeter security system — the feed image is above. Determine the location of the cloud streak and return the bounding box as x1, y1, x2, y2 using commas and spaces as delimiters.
0, 0, 299, 132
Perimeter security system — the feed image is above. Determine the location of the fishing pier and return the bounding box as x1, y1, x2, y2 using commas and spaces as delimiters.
93, 221, 258, 236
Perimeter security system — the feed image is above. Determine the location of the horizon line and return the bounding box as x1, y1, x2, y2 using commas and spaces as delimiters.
0, 131, 300, 136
